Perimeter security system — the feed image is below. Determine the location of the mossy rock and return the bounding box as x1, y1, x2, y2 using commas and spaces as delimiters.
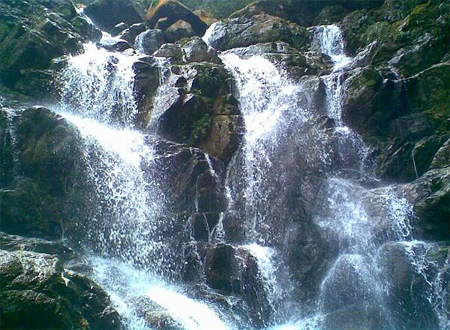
0, 250, 120, 329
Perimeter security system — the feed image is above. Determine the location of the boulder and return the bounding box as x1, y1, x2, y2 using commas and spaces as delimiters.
146, 0, 208, 37
150, 60, 244, 163
202, 243, 271, 326
401, 168, 450, 241
0, 0, 100, 95
135, 29, 166, 55
0, 249, 120, 329
118, 23, 147, 44
84, 0, 143, 32
0, 107, 85, 240
164, 20, 196, 43
206, 14, 312, 51
377, 242, 441, 329
111, 22, 129, 37
177, 37, 220, 64
148, 138, 227, 214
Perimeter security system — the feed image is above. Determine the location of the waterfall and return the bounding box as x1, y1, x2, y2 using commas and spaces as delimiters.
57, 40, 234, 330
48, 19, 449, 329
60, 43, 140, 126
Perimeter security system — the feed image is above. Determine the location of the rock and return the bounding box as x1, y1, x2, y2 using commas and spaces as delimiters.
149, 139, 227, 214
0, 249, 120, 329
208, 14, 312, 51
0, 107, 85, 240
135, 29, 165, 55
229, 1, 290, 21
164, 20, 196, 43
84, 0, 143, 32
203, 243, 270, 326
119, 23, 147, 44
177, 37, 220, 64
153, 43, 184, 62
377, 242, 441, 329
111, 22, 129, 37
0, 232, 73, 260
98, 37, 132, 52
431, 138, 450, 170
150, 60, 244, 163
320, 254, 381, 313
0, 0, 100, 95
0, 110, 14, 188
401, 168, 450, 241
313, 5, 348, 25
322, 304, 386, 330
133, 58, 162, 126
146, 0, 208, 37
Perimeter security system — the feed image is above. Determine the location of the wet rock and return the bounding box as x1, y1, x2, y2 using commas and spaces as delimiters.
146, 0, 208, 37
0, 0, 100, 95
320, 254, 381, 313
135, 29, 166, 55
0, 110, 14, 188
0, 107, 85, 240
377, 242, 440, 329
431, 138, 450, 170
164, 20, 197, 43
84, 0, 143, 32
148, 139, 227, 214
177, 37, 220, 64
111, 22, 129, 37
208, 14, 312, 51
401, 168, 450, 241
133, 58, 161, 126
99, 37, 132, 52
313, 5, 348, 25
0, 249, 120, 329
118, 23, 146, 45
323, 304, 386, 330
151, 61, 243, 162
202, 243, 270, 326
0, 232, 73, 260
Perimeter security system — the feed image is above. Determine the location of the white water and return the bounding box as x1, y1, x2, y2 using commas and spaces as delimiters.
52, 21, 449, 330
57, 39, 240, 330
91, 257, 231, 330
60, 43, 139, 126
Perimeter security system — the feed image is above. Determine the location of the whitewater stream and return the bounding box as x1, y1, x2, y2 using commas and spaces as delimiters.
51, 23, 449, 330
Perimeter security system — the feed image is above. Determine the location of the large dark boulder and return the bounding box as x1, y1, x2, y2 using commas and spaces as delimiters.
342, 62, 449, 183
0, 249, 120, 330
0, 0, 100, 96
377, 242, 442, 329
0, 108, 85, 240
206, 14, 311, 51
401, 168, 450, 241
146, 0, 208, 37
148, 58, 244, 163
84, 0, 144, 32
149, 139, 227, 213
202, 243, 271, 327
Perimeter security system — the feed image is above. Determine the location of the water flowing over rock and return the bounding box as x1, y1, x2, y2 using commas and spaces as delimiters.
1, 1, 449, 329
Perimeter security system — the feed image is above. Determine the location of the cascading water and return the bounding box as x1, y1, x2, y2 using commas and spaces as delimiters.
60, 43, 139, 126
48, 17, 448, 329
57, 39, 233, 330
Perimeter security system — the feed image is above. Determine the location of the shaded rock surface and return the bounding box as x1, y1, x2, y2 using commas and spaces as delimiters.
84, 0, 144, 32
0, 0, 101, 97
0, 246, 120, 330
146, 0, 208, 37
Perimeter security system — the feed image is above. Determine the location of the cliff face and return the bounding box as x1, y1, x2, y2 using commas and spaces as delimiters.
0, 0, 448, 329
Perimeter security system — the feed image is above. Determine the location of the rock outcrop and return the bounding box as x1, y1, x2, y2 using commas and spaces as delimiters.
146, 0, 208, 37
0, 235, 120, 330
0, 0, 101, 98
